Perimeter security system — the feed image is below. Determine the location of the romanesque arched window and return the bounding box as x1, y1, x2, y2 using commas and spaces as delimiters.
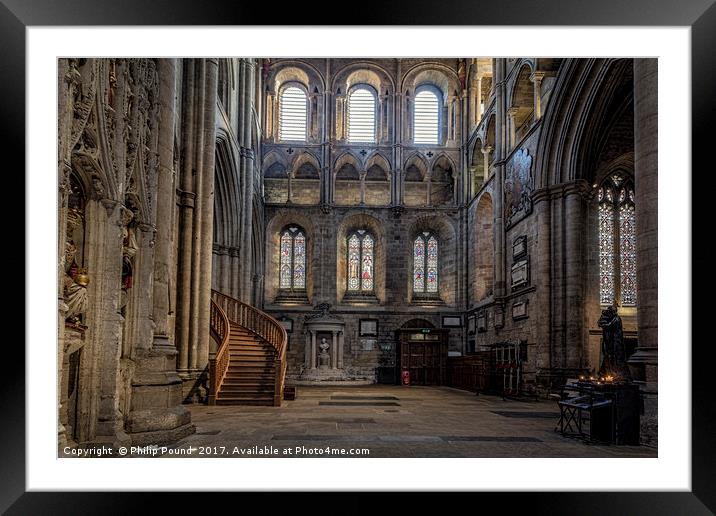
347, 86, 376, 143
279, 85, 307, 142
598, 173, 637, 306
347, 230, 374, 292
279, 226, 306, 291
413, 232, 439, 294
414, 88, 439, 145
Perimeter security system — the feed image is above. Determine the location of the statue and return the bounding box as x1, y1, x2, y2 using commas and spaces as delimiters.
597, 305, 630, 380
119, 208, 138, 313
318, 337, 330, 369
64, 240, 88, 323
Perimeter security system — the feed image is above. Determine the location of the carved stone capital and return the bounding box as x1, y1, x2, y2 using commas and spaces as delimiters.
529, 71, 546, 84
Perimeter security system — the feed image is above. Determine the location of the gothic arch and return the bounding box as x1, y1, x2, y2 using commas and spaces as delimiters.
473, 192, 495, 302
430, 153, 456, 206
212, 136, 242, 297
535, 58, 634, 188
291, 151, 321, 178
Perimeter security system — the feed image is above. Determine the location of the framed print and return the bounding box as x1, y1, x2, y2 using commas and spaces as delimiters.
442, 315, 462, 328
13, 0, 711, 511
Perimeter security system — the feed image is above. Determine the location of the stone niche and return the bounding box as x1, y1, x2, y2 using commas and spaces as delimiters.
293, 304, 373, 385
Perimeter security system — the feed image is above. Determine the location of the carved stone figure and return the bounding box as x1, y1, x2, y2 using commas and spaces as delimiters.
64, 240, 88, 323
318, 337, 330, 369
597, 305, 630, 379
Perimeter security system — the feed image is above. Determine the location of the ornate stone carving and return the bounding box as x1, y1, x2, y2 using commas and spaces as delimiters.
69, 59, 99, 152
504, 148, 534, 228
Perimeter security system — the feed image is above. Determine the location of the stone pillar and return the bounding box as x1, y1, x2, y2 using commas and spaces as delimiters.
310, 331, 317, 370
331, 330, 338, 369
629, 58, 658, 446
152, 58, 178, 349
564, 182, 588, 369
196, 58, 218, 368
305, 332, 312, 369
507, 107, 519, 150
359, 171, 366, 205
481, 145, 493, 182
475, 76, 483, 123
338, 331, 344, 369
530, 71, 545, 120
533, 188, 553, 382
176, 59, 197, 374
239, 59, 256, 303
493, 59, 507, 298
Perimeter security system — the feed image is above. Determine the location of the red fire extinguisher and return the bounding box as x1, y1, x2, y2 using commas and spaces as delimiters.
401, 369, 410, 386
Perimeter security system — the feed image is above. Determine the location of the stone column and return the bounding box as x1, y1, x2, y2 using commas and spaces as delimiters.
338, 331, 344, 369
196, 58, 218, 366
530, 72, 545, 120
359, 172, 366, 205
331, 330, 338, 369
507, 107, 519, 150
175, 59, 197, 373
481, 145, 493, 182
532, 188, 553, 379
128, 63, 195, 445
310, 331, 317, 370
475, 76, 483, 123
239, 59, 256, 303
152, 58, 178, 350
564, 182, 588, 369
493, 59, 507, 298
629, 58, 658, 446
305, 332, 312, 369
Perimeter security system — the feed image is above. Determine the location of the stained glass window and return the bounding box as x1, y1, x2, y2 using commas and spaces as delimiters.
413, 232, 439, 295
619, 189, 637, 306
413, 237, 425, 292
347, 231, 374, 292
598, 174, 637, 307
279, 227, 307, 291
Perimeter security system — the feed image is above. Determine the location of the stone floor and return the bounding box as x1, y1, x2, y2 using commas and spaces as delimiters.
157, 385, 657, 458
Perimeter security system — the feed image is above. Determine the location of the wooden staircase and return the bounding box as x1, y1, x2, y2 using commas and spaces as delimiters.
209, 290, 287, 406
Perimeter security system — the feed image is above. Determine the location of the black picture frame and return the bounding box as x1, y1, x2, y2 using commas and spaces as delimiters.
11, 1, 713, 513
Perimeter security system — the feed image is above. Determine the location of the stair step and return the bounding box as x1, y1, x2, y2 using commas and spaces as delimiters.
215, 397, 275, 406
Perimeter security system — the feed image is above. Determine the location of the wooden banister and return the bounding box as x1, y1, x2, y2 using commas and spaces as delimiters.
208, 298, 231, 405
210, 289, 288, 406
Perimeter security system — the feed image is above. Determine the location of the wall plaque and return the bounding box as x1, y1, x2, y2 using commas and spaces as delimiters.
512, 235, 527, 259
512, 300, 528, 320
511, 259, 529, 289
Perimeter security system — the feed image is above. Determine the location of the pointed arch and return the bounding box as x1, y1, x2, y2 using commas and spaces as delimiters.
291, 151, 321, 178
403, 152, 429, 181
430, 153, 456, 206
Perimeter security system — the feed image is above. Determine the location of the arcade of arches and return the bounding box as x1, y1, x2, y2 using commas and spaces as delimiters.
57, 58, 658, 453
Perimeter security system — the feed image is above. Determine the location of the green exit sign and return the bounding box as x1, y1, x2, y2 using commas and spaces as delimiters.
421, 329, 431, 334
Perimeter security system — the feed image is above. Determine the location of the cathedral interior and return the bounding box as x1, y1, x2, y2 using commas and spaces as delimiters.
57, 57, 658, 456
